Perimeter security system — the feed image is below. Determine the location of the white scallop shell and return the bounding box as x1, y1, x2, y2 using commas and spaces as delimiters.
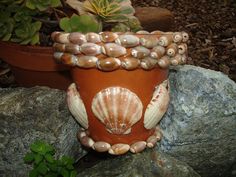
144, 80, 170, 129
67, 83, 88, 129
91, 87, 143, 134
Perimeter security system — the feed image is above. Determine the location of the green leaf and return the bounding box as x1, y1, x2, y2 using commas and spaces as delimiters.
30, 33, 40, 45
61, 156, 74, 166
61, 168, 69, 177
24, 152, 35, 163
26, 0, 35, 9
33, 21, 42, 31
59, 17, 72, 32
70, 170, 77, 177
51, 0, 61, 7
34, 154, 43, 165
48, 163, 58, 172
29, 169, 39, 177
37, 162, 48, 175
45, 153, 54, 163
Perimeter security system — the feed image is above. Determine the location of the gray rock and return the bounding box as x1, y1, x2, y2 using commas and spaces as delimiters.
160, 65, 236, 177
0, 87, 86, 177
77, 149, 201, 177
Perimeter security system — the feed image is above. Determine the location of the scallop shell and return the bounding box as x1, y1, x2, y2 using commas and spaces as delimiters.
140, 36, 159, 48
121, 57, 140, 70
131, 46, 150, 59
102, 43, 127, 57
86, 32, 101, 43
91, 87, 143, 134
80, 43, 101, 56
115, 35, 140, 47
97, 57, 121, 71
67, 83, 88, 129
68, 32, 87, 44
77, 55, 98, 68
100, 32, 119, 42
144, 80, 170, 129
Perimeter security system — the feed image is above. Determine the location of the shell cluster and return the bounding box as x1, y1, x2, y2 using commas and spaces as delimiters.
52, 31, 189, 71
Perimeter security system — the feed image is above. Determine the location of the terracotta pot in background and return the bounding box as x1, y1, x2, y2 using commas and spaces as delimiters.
0, 41, 72, 90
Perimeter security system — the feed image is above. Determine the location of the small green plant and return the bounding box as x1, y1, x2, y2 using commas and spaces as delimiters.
24, 140, 77, 177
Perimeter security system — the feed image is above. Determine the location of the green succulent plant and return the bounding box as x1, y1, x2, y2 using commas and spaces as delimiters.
0, 12, 15, 41
26, 0, 61, 11
24, 140, 77, 177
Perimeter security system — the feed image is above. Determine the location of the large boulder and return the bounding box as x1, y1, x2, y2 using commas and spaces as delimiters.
160, 65, 236, 177
0, 87, 86, 177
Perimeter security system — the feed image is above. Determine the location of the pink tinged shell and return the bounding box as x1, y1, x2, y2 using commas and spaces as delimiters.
131, 46, 150, 59
173, 32, 183, 43
121, 57, 140, 70
92, 141, 111, 152
68, 32, 87, 44
140, 36, 159, 48
130, 141, 146, 153
182, 32, 189, 42
55, 33, 70, 43
77, 56, 98, 68
53, 43, 65, 52
157, 56, 171, 68
53, 52, 63, 62
146, 135, 158, 148
159, 35, 172, 47
86, 32, 101, 43
91, 87, 143, 135
136, 30, 150, 34
178, 43, 188, 54
140, 57, 158, 70
97, 57, 121, 71
166, 43, 178, 57
51, 31, 60, 41
115, 35, 140, 47
100, 32, 119, 42
150, 46, 166, 59
60, 53, 78, 66
108, 144, 130, 155
65, 43, 80, 54
144, 80, 170, 129
80, 136, 95, 148
80, 43, 101, 56
77, 130, 87, 140
102, 43, 127, 57
67, 83, 89, 129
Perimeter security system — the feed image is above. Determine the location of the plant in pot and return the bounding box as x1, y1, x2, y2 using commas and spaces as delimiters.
51, 0, 189, 155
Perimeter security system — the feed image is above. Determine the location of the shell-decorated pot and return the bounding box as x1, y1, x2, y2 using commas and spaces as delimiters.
52, 30, 189, 155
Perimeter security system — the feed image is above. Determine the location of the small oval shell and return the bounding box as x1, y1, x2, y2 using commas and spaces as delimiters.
77, 56, 98, 68
86, 32, 101, 43
150, 46, 165, 59
182, 32, 189, 42
159, 35, 172, 47
91, 87, 143, 134
178, 43, 187, 54
131, 46, 150, 59
130, 141, 146, 153
80, 136, 94, 148
67, 83, 88, 129
136, 30, 150, 34
102, 43, 127, 57
97, 57, 121, 71
93, 141, 111, 152
54, 33, 70, 43
53, 43, 65, 52
146, 135, 158, 148
100, 32, 118, 42
53, 52, 63, 62
144, 80, 170, 129
60, 53, 78, 66
140, 36, 159, 48
150, 30, 164, 35
80, 43, 101, 56
51, 31, 60, 41
65, 43, 80, 54
140, 57, 158, 70
166, 43, 178, 57
115, 35, 140, 47
170, 54, 182, 66
157, 56, 171, 68
68, 32, 87, 44
173, 32, 183, 43
108, 144, 130, 155
121, 57, 140, 70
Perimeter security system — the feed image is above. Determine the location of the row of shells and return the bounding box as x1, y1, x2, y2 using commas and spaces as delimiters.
77, 126, 162, 155
52, 31, 189, 71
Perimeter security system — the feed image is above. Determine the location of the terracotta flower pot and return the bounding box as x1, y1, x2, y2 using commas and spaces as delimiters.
0, 41, 72, 90
52, 31, 189, 155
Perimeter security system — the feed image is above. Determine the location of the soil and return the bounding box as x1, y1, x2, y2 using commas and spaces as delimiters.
0, 0, 235, 87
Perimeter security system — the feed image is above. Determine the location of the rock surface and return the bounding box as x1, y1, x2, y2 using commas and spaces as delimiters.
77, 149, 200, 177
0, 87, 85, 177
160, 65, 236, 177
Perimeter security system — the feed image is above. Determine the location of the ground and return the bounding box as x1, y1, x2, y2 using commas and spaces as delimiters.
0, 0, 235, 87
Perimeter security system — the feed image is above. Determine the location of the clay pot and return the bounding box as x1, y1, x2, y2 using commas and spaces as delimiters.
0, 41, 72, 90
52, 31, 189, 155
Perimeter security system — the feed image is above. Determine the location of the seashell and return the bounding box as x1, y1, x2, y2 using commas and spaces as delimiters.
68, 32, 87, 44
108, 144, 130, 155
65, 43, 80, 54
97, 57, 121, 71
140, 36, 159, 48
178, 43, 187, 54
80, 43, 101, 56
157, 56, 171, 68
51, 31, 60, 41
91, 87, 143, 134
77, 130, 86, 140
146, 135, 158, 148
115, 35, 139, 47
166, 43, 178, 57
136, 30, 150, 34
140, 57, 158, 70
60, 53, 78, 66
102, 43, 127, 57
144, 80, 170, 129
159, 35, 172, 47
173, 32, 183, 43
153, 127, 162, 141
67, 83, 88, 129
77, 55, 98, 68
150, 46, 165, 59
86, 32, 101, 43
182, 31, 189, 42
121, 57, 140, 70
150, 30, 164, 35
92, 141, 111, 152
130, 141, 146, 153
100, 32, 119, 42
54, 32, 70, 43
80, 136, 95, 148
53, 52, 63, 62
181, 54, 187, 63
53, 43, 65, 52
131, 46, 150, 59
